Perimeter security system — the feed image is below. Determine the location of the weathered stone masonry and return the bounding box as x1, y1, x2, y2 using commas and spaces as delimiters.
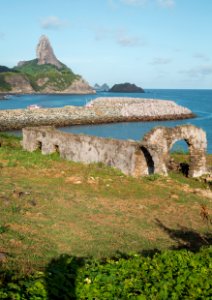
142, 125, 207, 177
22, 124, 207, 177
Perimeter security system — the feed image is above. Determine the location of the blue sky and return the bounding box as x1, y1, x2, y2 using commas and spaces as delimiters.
0, 0, 212, 88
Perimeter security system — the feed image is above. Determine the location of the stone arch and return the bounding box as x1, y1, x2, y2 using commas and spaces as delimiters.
141, 127, 169, 176
167, 125, 207, 177
141, 125, 207, 177
22, 125, 207, 178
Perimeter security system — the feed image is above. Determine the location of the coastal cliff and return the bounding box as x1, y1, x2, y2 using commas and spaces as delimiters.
0, 36, 95, 94
0, 97, 194, 131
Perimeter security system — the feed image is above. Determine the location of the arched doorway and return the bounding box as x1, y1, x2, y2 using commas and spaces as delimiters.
140, 146, 155, 175
54, 144, 60, 153
167, 125, 207, 177
141, 125, 207, 177
36, 141, 42, 151
168, 139, 190, 176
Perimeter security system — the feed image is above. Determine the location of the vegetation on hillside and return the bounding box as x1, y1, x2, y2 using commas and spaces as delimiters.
0, 66, 17, 73
0, 74, 12, 91
0, 60, 80, 92
14, 59, 80, 91
0, 133, 211, 298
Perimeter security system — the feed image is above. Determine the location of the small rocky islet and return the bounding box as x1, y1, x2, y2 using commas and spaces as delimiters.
93, 83, 144, 93
109, 82, 144, 93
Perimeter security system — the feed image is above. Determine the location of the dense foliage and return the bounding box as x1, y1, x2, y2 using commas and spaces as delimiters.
0, 74, 11, 91
14, 59, 79, 91
0, 247, 211, 299
0, 66, 17, 73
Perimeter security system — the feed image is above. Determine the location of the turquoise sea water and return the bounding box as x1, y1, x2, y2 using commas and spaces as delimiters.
1, 89, 212, 153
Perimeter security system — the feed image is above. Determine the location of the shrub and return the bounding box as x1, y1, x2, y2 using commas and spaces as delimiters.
0, 247, 211, 299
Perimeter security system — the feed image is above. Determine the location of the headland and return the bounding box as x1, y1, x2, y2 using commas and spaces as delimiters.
0, 36, 95, 95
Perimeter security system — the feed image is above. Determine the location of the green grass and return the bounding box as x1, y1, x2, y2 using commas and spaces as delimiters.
0, 133, 211, 275
171, 151, 189, 164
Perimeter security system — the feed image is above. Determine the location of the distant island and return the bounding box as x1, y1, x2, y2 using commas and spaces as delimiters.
0, 35, 95, 94
94, 83, 110, 92
109, 83, 144, 93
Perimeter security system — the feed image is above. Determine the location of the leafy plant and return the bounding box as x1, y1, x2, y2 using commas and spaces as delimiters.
0, 247, 211, 299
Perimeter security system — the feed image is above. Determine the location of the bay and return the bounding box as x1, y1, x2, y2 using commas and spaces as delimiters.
1, 89, 212, 153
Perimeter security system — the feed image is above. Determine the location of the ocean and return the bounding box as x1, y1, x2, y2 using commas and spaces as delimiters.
1, 89, 212, 153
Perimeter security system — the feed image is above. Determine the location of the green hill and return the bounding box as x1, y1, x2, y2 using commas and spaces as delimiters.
0, 66, 16, 73
0, 72, 15, 92
0, 36, 94, 94
0, 66, 18, 92
14, 59, 80, 92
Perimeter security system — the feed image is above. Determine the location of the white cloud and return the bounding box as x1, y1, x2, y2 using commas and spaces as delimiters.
95, 27, 112, 41
40, 16, 68, 30
182, 65, 212, 77
150, 57, 172, 65
94, 27, 145, 47
120, 0, 147, 5
108, 0, 118, 9
157, 0, 175, 8
193, 53, 210, 62
116, 32, 143, 46
119, 0, 175, 7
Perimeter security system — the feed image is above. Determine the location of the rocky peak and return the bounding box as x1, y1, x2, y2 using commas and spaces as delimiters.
36, 35, 62, 69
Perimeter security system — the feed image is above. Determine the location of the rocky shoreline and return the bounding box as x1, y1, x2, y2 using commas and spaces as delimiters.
0, 95, 7, 100
0, 97, 195, 131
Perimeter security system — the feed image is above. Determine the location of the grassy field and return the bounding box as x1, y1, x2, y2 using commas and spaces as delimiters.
0, 133, 211, 274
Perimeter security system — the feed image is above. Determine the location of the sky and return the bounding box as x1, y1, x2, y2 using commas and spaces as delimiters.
0, 0, 212, 89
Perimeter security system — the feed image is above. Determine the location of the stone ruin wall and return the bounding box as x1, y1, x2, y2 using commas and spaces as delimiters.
22, 125, 208, 178
142, 125, 207, 177
22, 126, 147, 177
